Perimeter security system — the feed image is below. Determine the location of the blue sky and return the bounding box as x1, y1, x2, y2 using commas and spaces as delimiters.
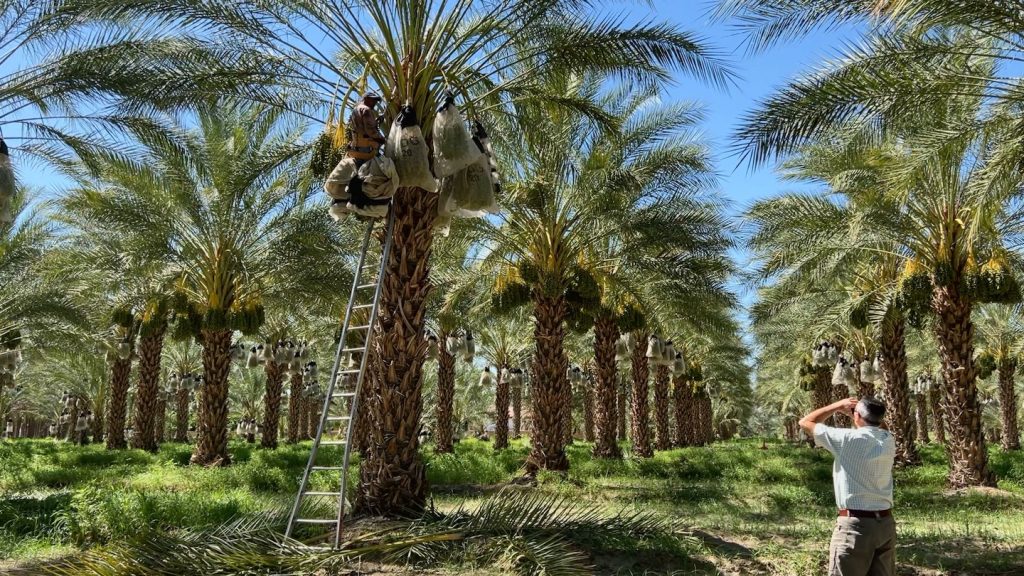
627, 1, 859, 310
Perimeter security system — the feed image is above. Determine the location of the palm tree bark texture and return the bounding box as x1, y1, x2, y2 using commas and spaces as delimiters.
563, 379, 575, 447
997, 359, 1020, 451
91, 398, 104, 443
131, 324, 167, 451
435, 330, 456, 453
106, 357, 133, 450
592, 315, 621, 458
929, 380, 946, 445
932, 284, 995, 487
287, 370, 303, 443
175, 388, 189, 442
358, 188, 435, 515
526, 292, 571, 472
697, 385, 713, 445
261, 360, 285, 449
617, 373, 629, 442
191, 329, 233, 466
629, 334, 653, 458
673, 374, 694, 447
296, 394, 308, 441
879, 316, 919, 466
915, 393, 930, 444
155, 393, 167, 443
306, 395, 319, 439
494, 363, 510, 450
582, 366, 595, 443
654, 364, 671, 451
512, 374, 523, 439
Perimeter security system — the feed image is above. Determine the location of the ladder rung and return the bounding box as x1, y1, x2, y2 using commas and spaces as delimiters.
312, 466, 344, 471
304, 491, 341, 497
352, 303, 374, 310
338, 369, 361, 375
295, 518, 338, 524
356, 283, 376, 289
349, 324, 371, 330
332, 392, 356, 398
340, 347, 366, 354
319, 440, 347, 445
326, 416, 351, 422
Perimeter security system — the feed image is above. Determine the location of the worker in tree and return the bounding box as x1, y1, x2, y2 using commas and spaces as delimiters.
347, 92, 386, 161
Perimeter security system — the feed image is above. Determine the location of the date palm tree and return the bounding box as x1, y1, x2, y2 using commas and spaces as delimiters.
91, 0, 732, 514
477, 310, 531, 450
61, 103, 348, 465
975, 305, 1022, 450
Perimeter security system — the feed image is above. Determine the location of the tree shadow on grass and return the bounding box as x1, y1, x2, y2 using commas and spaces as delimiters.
897, 534, 1024, 575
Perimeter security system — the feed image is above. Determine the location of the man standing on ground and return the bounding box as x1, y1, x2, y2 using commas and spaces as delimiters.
799, 397, 896, 576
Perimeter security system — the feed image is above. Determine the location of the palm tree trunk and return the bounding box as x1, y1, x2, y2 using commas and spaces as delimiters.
915, 393, 930, 444
512, 375, 523, 439
175, 388, 189, 442
932, 286, 994, 487
287, 371, 302, 443
629, 334, 652, 458
697, 387, 713, 445
673, 375, 694, 447
879, 316, 919, 466
191, 329, 233, 466
617, 374, 628, 442
297, 395, 308, 440
358, 187, 435, 516
106, 357, 133, 450
998, 360, 1020, 451
261, 361, 285, 449
654, 364, 671, 451
592, 315, 621, 458
131, 325, 167, 451
525, 292, 570, 472
832, 382, 852, 428
435, 330, 456, 453
155, 393, 166, 443
582, 364, 595, 443
929, 382, 946, 445
494, 363, 510, 450
91, 398, 104, 443
306, 395, 319, 439
563, 379, 575, 447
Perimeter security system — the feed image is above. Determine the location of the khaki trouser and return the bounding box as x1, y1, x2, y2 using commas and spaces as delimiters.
828, 516, 896, 576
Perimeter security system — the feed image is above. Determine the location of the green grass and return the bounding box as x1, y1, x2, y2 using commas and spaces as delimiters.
2, 437, 1023, 575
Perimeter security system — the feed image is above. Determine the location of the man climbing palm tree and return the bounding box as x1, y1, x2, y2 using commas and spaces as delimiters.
800, 397, 895, 576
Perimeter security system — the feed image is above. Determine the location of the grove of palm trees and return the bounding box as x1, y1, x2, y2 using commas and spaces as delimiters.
1, 1, 1022, 575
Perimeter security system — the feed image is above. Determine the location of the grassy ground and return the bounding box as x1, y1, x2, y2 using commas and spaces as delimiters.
2, 437, 1023, 575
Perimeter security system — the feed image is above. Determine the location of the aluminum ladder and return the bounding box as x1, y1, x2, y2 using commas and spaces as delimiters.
285, 208, 395, 547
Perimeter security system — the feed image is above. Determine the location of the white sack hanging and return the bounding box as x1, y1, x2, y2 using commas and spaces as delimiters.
464, 330, 476, 363
831, 361, 845, 387
246, 346, 259, 368
859, 359, 877, 383
472, 121, 501, 195
323, 158, 357, 200
259, 344, 272, 363
449, 154, 498, 217
672, 353, 686, 377
117, 341, 131, 360
426, 334, 439, 360
358, 155, 400, 201
645, 336, 662, 360
479, 367, 494, 387
841, 362, 857, 387
661, 341, 676, 367
305, 361, 318, 379
432, 95, 482, 177
385, 105, 437, 192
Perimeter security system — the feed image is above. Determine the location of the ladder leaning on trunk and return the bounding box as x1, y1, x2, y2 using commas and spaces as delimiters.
285, 207, 395, 548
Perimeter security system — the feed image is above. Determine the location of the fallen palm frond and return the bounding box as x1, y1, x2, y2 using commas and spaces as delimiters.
21, 488, 677, 576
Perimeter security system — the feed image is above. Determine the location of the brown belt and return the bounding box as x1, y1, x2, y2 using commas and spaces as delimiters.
839, 509, 891, 518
